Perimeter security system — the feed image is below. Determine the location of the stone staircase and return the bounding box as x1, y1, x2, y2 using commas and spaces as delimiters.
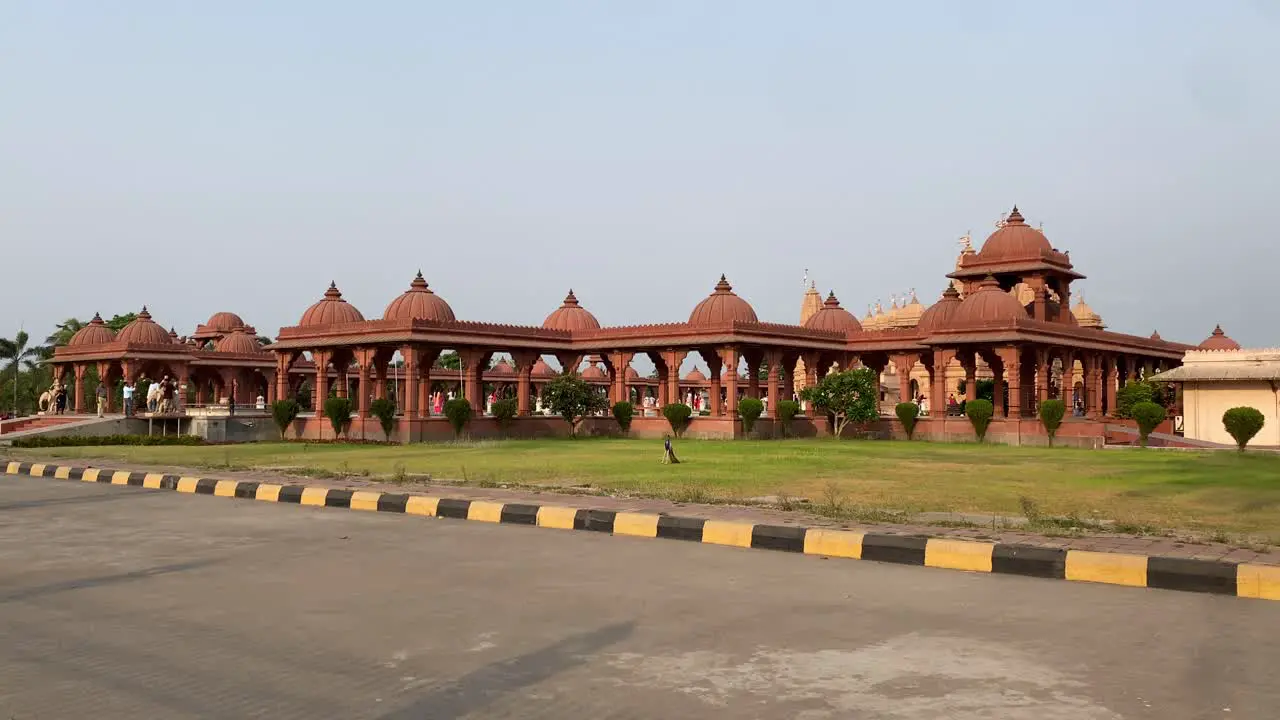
0, 415, 88, 436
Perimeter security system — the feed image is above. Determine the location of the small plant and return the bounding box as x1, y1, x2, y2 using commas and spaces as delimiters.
271, 399, 301, 441
895, 402, 919, 440
391, 462, 407, 483
1018, 496, 1043, 523
1222, 406, 1265, 452
1131, 401, 1167, 447
821, 481, 846, 516
369, 397, 397, 442
662, 403, 693, 438
800, 368, 879, 439
775, 399, 800, 437
965, 399, 994, 442
491, 398, 518, 436
443, 398, 473, 439
323, 396, 354, 439
1038, 399, 1066, 447
611, 401, 634, 434
541, 373, 609, 438
737, 397, 764, 434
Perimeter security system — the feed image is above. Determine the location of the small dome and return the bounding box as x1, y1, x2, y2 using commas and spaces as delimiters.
683, 367, 708, 382
952, 277, 1027, 326
976, 206, 1053, 262
916, 286, 963, 335
804, 292, 863, 333
1071, 295, 1105, 329
542, 290, 600, 331
625, 367, 640, 380
489, 358, 515, 376
688, 275, 758, 326
68, 313, 117, 347
532, 357, 556, 378
300, 282, 365, 326
581, 362, 606, 380
382, 272, 456, 322
1150, 330, 1162, 340
205, 311, 246, 333
116, 307, 174, 345
1199, 325, 1241, 351
214, 327, 260, 354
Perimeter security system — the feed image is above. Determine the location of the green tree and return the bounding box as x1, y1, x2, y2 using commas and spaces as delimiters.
271, 399, 301, 440
104, 313, 138, 333
775, 399, 800, 438
612, 401, 634, 434
491, 398, 518, 436
1131, 401, 1167, 447
369, 397, 398, 441
45, 318, 86, 348
800, 368, 879, 439
323, 396, 353, 439
437, 351, 462, 371
1114, 381, 1167, 419
895, 402, 920, 439
965, 399, 994, 441
1222, 406, 1265, 452
1038, 399, 1066, 447
737, 397, 764, 434
443, 398, 472, 439
662, 403, 692, 438
1, 331, 47, 416
541, 372, 608, 437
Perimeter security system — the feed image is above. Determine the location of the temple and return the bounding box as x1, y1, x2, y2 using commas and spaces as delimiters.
48, 206, 1220, 445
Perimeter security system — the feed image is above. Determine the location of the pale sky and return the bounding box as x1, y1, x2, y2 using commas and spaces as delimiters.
3, 1, 1277, 348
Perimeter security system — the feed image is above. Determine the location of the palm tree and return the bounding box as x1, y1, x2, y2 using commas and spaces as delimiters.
46, 317, 87, 348
1, 331, 46, 416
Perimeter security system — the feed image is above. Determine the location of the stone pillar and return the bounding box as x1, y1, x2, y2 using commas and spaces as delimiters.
607, 351, 635, 408
662, 350, 687, 407
313, 350, 330, 414
459, 349, 489, 413
782, 353, 797, 403
73, 364, 86, 414
931, 349, 954, 417
991, 360, 1006, 418
961, 353, 977, 404
1002, 347, 1022, 419
401, 346, 419, 419
706, 351, 723, 416
891, 353, 915, 406
765, 350, 782, 417
513, 351, 538, 416
355, 349, 373, 419
275, 353, 291, 405
720, 347, 739, 417
1061, 354, 1075, 412
657, 364, 670, 407
1102, 356, 1117, 416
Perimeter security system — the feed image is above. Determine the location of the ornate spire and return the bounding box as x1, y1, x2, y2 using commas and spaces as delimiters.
713, 275, 733, 293
562, 289, 580, 307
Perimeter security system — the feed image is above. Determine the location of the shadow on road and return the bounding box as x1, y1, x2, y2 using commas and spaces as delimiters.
0, 559, 220, 604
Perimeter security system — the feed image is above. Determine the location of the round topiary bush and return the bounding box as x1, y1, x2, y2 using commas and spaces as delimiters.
737, 397, 764, 434
612, 401, 634, 434
662, 403, 692, 438
1222, 406, 1265, 452
271, 398, 300, 440
443, 398, 473, 439
965, 398, 994, 442
323, 396, 353, 439
369, 397, 398, 441
895, 402, 920, 440
1131, 401, 1167, 448
775, 399, 800, 438
1038, 399, 1066, 447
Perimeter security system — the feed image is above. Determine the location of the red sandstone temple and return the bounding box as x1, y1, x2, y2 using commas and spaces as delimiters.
49, 206, 1218, 444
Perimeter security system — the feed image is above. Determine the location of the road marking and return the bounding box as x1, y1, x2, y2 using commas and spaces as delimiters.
176, 477, 201, 493
82, 468, 100, 482
613, 512, 660, 538
214, 479, 239, 497
350, 490, 382, 511
702, 520, 754, 548
300, 487, 329, 506
803, 529, 864, 559
111, 471, 132, 485
5, 461, 18, 475
143, 473, 165, 489
405, 496, 439, 516
536, 505, 578, 530
256, 484, 282, 502
54, 466, 71, 479
1066, 551, 1148, 588
926, 538, 995, 573
467, 501, 504, 523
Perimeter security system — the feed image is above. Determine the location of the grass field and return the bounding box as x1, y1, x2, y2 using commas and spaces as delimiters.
10, 438, 1280, 541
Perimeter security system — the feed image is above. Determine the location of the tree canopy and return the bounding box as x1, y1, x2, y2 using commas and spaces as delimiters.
800, 368, 880, 438
542, 372, 609, 437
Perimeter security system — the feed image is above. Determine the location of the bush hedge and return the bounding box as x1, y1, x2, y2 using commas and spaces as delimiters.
1038, 399, 1066, 446
663, 403, 693, 438
775, 399, 801, 437
611, 401, 634, 433
1131, 401, 1167, 447
965, 399, 994, 441
895, 402, 919, 440
12, 434, 205, 448
1222, 406, 1266, 452
737, 397, 764, 434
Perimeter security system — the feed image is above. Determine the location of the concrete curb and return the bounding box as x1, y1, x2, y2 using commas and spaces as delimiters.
6, 460, 1278, 602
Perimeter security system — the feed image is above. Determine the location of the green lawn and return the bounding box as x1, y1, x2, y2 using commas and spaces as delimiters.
10, 438, 1280, 541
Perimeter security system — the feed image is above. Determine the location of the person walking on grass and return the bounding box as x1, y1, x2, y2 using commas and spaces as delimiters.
661, 435, 680, 464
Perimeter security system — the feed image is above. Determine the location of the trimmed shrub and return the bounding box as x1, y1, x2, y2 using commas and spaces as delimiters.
491, 398, 518, 435
1038, 399, 1066, 447
1223, 406, 1266, 452
895, 402, 920, 440
662, 403, 692, 438
12, 434, 204, 448
1131, 401, 1167, 447
323, 396, 353, 439
611, 401, 634, 434
775, 399, 801, 437
965, 399, 994, 441
369, 398, 398, 442
271, 399, 300, 440
737, 397, 764, 434
443, 398, 472, 439
542, 373, 609, 438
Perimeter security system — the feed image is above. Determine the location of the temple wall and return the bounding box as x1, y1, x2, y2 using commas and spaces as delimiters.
1181, 381, 1280, 447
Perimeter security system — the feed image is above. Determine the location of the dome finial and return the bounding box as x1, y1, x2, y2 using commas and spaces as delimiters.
714, 275, 733, 293
409, 272, 430, 291
1006, 205, 1025, 225
563, 289, 579, 306
91, 312, 103, 323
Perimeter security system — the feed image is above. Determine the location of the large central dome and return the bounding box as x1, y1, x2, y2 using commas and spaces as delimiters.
689, 275, 758, 326
116, 307, 174, 345
383, 272, 456, 322
976, 206, 1053, 262
952, 277, 1027, 326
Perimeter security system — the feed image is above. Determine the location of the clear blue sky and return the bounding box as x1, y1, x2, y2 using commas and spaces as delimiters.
3, 1, 1277, 347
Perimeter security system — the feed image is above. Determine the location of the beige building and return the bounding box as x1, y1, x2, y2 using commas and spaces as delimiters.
1153, 344, 1280, 448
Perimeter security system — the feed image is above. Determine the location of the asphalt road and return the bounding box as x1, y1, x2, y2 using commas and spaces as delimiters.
1, 476, 1277, 719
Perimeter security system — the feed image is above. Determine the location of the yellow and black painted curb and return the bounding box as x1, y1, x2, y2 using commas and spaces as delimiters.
6, 460, 1278, 601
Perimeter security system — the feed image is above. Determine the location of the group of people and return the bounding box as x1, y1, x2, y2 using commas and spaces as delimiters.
110, 376, 179, 417
44, 382, 70, 415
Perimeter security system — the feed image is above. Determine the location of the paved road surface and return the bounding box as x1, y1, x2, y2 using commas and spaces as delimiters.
1, 476, 1277, 719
